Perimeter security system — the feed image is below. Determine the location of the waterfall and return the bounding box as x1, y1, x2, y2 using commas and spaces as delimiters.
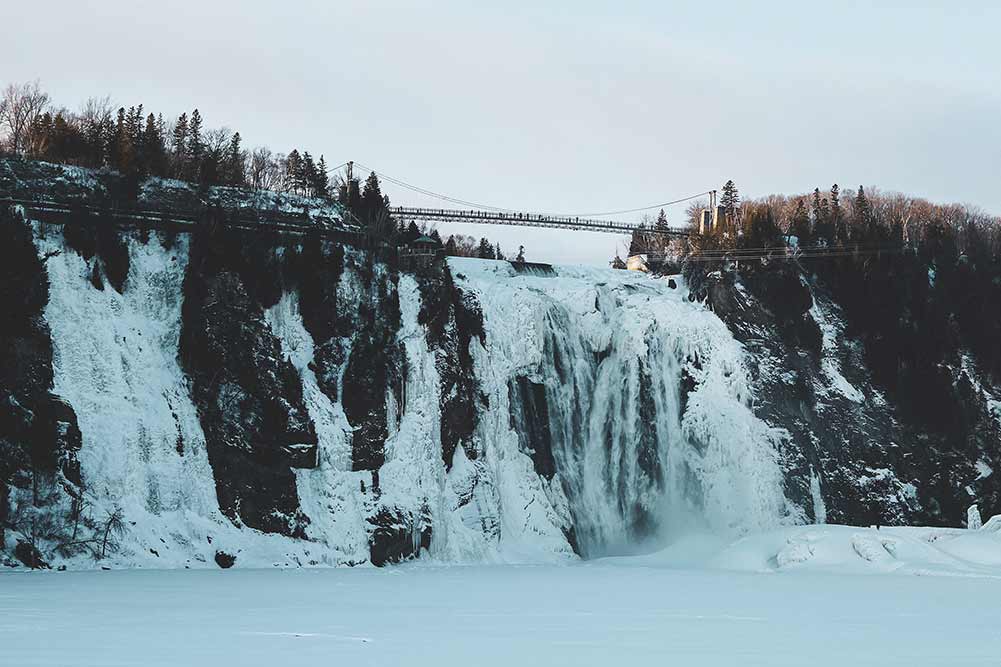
457, 258, 799, 558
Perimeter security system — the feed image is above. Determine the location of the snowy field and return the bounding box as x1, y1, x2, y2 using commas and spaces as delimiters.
4, 525, 1001, 667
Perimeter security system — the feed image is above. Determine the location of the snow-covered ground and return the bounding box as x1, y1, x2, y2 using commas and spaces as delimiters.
4, 524, 1000, 667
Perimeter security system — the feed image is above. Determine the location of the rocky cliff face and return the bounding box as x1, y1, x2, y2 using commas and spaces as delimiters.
2, 161, 998, 569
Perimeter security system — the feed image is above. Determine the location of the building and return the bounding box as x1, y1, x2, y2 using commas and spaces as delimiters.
399, 234, 443, 270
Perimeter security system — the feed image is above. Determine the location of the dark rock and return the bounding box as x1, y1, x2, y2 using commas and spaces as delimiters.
368, 507, 431, 567
508, 376, 556, 479
415, 263, 486, 467
179, 224, 316, 537
214, 551, 236, 569
96, 224, 130, 294
14, 541, 49, 569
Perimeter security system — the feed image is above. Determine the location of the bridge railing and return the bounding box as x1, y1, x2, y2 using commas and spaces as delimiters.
389, 206, 691, 237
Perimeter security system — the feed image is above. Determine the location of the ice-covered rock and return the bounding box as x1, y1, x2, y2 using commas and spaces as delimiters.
968, 504, 983, 530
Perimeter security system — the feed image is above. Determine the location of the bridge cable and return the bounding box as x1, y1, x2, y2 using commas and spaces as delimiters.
352, 161, 714, 220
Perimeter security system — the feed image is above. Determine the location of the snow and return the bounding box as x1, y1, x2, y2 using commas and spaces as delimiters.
453, 258, 801, 551
967, 505, 983, 530
4, 524, 1001, 666
19, 245, 811, 568
809, 294, 866, 403
29, 226, 359, 568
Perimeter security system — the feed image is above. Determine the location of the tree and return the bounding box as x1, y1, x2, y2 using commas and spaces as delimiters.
224, 132, 245, 186
0, 80, 50, 154
186, 109, 203, 180
628, 223, 652, 256
790, 198, 812, 247
142, 113, 167, 177
170, 112, 188, 178
831, 184, 848, 245
313, 156, 330, 198
444, 235, 458, 256
360, 171, 388, 222
515, 245, 526, 262
495, 243, 505, 260
720, 180, 740, 230
652, 208, 670, 252
477, 237, 496, 259
285, 149, 303, 194
813, 187, 833, 246
301, 151, 317, 195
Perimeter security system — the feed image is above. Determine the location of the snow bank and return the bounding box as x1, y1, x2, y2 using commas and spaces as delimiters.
612, 523, 1001, 577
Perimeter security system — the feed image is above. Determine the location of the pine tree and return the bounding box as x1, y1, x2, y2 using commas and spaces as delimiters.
831, 184, 849, 245
286, 150, 303, 194
655, 208, 668, 230
495, 243, 505, 260
360, 171, 387, 221
720, 180, 740, 229
790, 198, 812, 247
444, 235, 458, 256
477, 237, 495, 259
142, 112, 166, 177
301, 152, 317, 195
314, 156, 329, 198
171, 112, 188, 178
187, 109, 203, 180
110, 107, 127, 171
812, 187, 833, 246
225, 132, 244, 186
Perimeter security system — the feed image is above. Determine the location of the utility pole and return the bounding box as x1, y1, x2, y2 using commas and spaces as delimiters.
710, 189, 718, 231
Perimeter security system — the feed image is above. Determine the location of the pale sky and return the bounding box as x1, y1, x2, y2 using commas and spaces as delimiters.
7, 1, 1000, 265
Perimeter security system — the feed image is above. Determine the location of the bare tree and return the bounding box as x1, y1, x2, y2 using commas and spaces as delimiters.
0, 80, 51, 154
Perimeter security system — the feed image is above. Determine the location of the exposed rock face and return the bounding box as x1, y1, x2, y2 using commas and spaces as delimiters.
3, 161, 999, 570
0, 206, 82, 562
179, 223, 317, 536
415, 263, 486, 467
367, 507, 432, 567
698, 261, 1001, 528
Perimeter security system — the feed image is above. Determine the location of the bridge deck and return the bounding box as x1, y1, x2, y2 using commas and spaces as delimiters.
390, 206, 691, 237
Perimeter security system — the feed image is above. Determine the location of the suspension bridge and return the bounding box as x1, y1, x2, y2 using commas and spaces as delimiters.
339, 161, 713, 238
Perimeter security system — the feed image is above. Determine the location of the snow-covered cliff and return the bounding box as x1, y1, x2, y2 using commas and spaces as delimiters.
1, 200, 810, 568
2, 162, 998, 570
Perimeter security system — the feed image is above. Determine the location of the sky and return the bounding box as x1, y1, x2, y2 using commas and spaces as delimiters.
6, 0, 1001, 265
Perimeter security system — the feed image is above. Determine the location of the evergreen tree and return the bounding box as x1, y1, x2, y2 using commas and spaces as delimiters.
225, 132, 244, 186
301, 151, 317, 195
813, 187, 833, 246
110, 107, 128, 171
477, 237, 495, 259
831, 184, 849, 245
314, 156, 329, 198
142, 112, 167, 177
628, 223, 651, 256
444, 235, 458, 256
360, 171, 388, 221
187, 109, 203, 180
286, 150, 303, 194
790, 198, 812, 247
171, 112, 188, 178
720, 180, 740, 229
495, 243, 505, 260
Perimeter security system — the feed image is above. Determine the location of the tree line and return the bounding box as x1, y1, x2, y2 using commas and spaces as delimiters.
0, 80, 331, 197
0, 80, 527, 258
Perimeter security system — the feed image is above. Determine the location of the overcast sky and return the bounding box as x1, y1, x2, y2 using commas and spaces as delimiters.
7, 1, 1001, 265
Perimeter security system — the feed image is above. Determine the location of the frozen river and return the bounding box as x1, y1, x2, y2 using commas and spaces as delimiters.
4, 528, 1001, 667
